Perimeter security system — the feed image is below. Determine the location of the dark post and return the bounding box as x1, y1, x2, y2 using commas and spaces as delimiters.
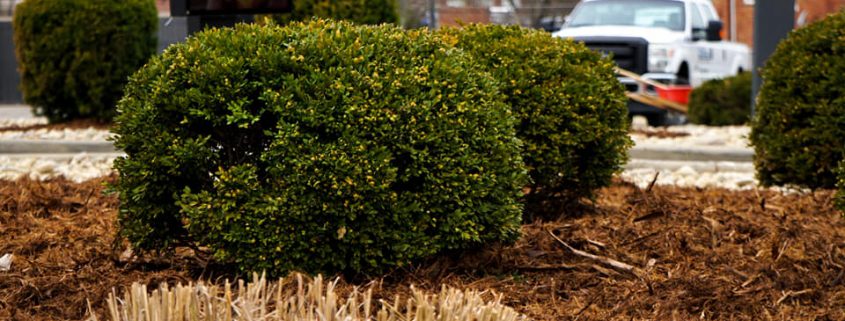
752, 0, 794, 115
428, 0, 437, 29
170, 0, 291, 36
171, 0, 187, 16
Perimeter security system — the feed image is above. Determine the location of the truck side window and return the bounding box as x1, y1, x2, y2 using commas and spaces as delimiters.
697, 3, 717, 22
690, 4, 707, 40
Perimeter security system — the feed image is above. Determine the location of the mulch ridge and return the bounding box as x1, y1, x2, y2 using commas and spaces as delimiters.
1, 177, 844, 320
0, 119, 111, 133
629, 128, 690, 138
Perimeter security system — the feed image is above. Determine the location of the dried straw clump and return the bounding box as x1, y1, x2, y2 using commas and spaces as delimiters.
97, 273, 526, 321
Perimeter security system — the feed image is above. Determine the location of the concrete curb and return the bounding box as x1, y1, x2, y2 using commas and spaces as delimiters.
629, 144, 753, 162
0, 105, 34, 118
625, 159, 754, 173
0, 139, 117, 153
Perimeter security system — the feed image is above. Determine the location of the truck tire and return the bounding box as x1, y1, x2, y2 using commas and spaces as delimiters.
646, 112, 667, 126
676, 63, 690, 85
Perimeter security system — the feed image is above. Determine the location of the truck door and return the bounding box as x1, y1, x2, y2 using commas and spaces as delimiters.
689, 2, 721, 86
698, 2, 733, 76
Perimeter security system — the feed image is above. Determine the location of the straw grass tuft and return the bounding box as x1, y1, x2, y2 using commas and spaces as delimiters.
97, 273, 526, 321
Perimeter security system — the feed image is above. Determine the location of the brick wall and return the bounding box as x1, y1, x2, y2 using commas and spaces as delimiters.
437, 7, 491, 26
796, 0, 845, 25
157, 0, 169, 14
712, 0, 845, 48
433, 0, 577, 28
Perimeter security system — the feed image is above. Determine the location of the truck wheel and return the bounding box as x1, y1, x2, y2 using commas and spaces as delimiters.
646, 113, 667, 126
676, 63, 690, 85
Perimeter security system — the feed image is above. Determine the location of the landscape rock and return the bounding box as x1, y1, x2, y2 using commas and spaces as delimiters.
0, 253, 12, 271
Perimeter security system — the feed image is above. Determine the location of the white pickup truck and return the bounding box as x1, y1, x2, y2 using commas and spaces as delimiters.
553, 0, 752, 124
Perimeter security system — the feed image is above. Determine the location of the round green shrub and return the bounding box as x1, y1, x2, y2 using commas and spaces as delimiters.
688, 72, 751, 126
112, 20, 527, 276
750, 11, 845, 188
440, 24, 631, 217
272, 0, 398, 25
12, 0, 157, 123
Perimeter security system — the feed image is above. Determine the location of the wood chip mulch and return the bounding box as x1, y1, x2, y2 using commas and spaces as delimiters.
629, 128, 690, 138
1, 177, 844, 320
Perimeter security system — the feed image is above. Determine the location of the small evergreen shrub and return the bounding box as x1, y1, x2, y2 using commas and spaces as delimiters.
688, 72, 751, 126
750, 11, 845, 188
272, 0, 398, 25
837, 161, 845, 212
112, 20, 527, 276
12, 0, 157, 123
440, 24, 631, 217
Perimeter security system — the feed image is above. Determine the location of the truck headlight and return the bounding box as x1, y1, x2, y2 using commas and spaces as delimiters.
648, 46, 675, 72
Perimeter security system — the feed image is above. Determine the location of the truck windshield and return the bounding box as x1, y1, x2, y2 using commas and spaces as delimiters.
568, 0, 685, 31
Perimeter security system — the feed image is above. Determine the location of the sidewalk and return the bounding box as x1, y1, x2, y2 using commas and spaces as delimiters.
0, 105, 33, 119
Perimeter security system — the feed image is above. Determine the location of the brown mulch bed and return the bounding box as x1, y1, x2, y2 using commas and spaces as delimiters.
0, 119, 111, 132
630, 128, 690, 138
1, 177, 844, 320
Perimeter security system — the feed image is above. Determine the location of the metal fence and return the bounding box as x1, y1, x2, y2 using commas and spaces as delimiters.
0, 20, 21, 103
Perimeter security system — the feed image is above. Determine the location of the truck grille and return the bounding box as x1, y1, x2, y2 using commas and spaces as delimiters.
574, 36, 649, 76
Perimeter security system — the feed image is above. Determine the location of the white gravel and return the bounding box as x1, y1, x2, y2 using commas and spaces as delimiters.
0, 115, 112, 141
0, 153, 117, 183
0, 117, 47, 128
621, 161, 757, 190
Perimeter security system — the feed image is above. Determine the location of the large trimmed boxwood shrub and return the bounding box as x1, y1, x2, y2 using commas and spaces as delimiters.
13, 0, 157, 123
750, 11, 845, 188
272, 0, 398, 25
440, 24, 631, 218
688, 72, 751, 126
112, 20, 527, 275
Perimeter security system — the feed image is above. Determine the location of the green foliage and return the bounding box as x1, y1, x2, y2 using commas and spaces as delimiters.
688, 72, 751, 126
837, 161, 845, 213
750, 11, 845, 188
12, 0, 157, 123
272, 0, 398, 25
112, 20, 527, 276
440, 24, 631, 218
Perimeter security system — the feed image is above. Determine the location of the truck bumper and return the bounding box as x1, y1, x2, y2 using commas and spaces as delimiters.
627, 99, 686, 126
